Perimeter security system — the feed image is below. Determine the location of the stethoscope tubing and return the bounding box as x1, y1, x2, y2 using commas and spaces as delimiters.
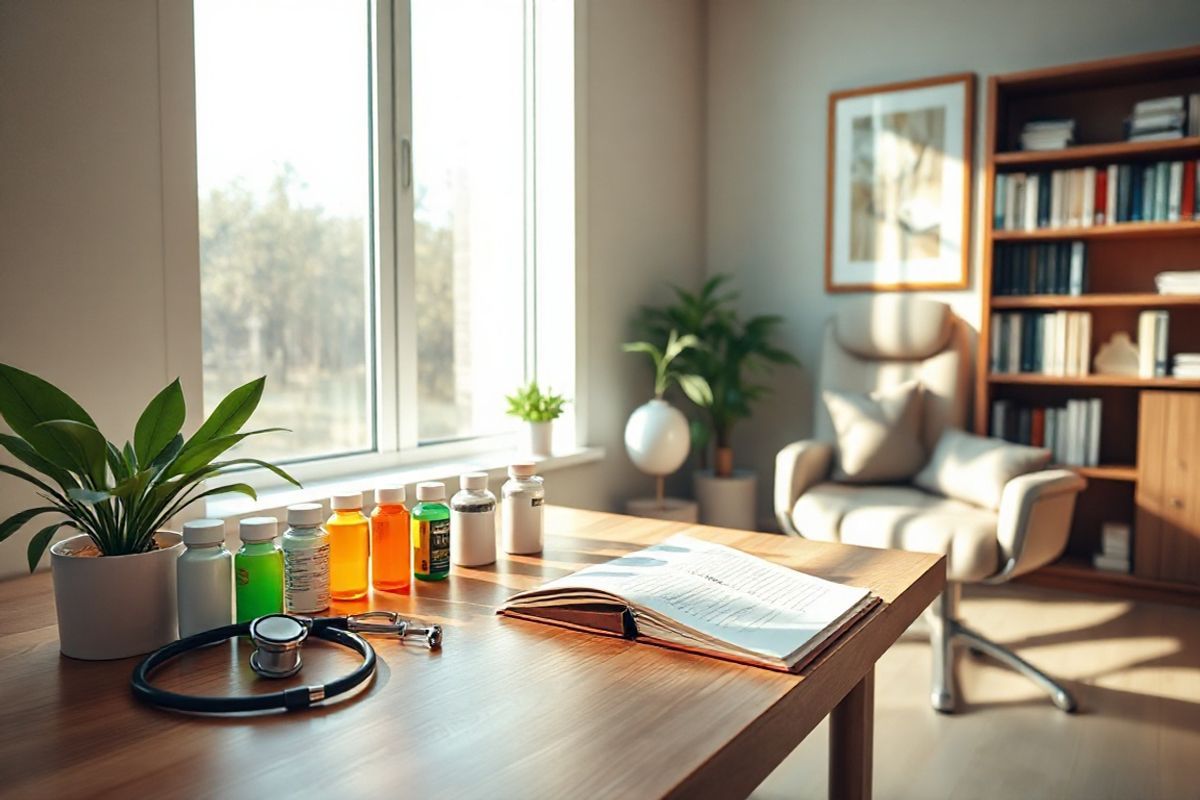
131, 616, 376, 714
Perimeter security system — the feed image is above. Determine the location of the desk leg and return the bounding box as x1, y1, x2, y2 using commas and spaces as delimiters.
829, 668, 874, 800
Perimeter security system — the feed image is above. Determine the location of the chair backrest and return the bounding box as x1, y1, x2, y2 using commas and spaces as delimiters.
814, 295, 971, 452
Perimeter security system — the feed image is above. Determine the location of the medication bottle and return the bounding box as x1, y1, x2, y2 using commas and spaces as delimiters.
177, 518, 232, 637
412, 481, 450, 581
328, 492, 370, 601
282, 503, 331, 613
371, 486, 411, 592
450, 472, 497, 567
235, 516, 283, 623
502, 462, 544, 554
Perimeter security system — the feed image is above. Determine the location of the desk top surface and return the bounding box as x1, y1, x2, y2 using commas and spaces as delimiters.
0, 506, 943, 799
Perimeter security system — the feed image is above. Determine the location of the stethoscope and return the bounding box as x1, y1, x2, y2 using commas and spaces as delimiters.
131, 611, 442, 714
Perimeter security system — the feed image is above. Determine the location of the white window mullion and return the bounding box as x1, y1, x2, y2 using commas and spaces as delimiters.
373, 0, 400, 454
522, 0, 538, 383
392, 0, 419, 451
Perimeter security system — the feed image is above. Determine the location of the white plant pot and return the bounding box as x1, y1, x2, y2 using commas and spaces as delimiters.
694, 469, 757, 530
624, 398, 690, 476
525, 420, 554, 456
50, 531, 184, 660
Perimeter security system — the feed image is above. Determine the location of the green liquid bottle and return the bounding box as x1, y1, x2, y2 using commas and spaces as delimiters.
412, 481, 450, 581
236, 516, 284, 622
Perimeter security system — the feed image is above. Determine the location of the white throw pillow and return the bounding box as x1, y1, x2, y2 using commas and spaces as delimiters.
823, 380, 925, 483
914, 428, 1051, 510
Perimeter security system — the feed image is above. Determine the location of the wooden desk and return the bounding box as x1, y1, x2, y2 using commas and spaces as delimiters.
0, 507, 943, 799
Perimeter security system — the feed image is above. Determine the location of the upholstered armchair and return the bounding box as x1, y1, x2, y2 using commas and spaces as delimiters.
774, 296, 1086, 713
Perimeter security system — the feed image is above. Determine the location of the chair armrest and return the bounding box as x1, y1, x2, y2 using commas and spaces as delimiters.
774, 440, 834, 536
990, 469, 1086, 581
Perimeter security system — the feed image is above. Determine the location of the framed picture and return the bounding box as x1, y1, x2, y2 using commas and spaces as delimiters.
825, 72, 975, 292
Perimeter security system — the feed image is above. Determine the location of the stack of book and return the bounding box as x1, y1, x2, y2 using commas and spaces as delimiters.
1093, 522, 1131, 573
1125, 94, 1199, 141
993, 160, 1199, 230
1020, 119, 1074, 150
992, 241, 1087, 296
1173, 353, 1200, 378
1136, 310, 1170, 378
990, 398, 1102, 467
990, 311, 1092, 376
1155, 270, 1200, 295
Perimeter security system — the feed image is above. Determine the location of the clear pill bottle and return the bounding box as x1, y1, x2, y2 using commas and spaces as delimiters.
501, 462, 544, 555
450, 472, 497, 567
282, 503, 331, 614
177, 518, 233, 638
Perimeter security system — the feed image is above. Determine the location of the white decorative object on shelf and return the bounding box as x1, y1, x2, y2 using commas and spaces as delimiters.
624, 399, 690, 476
1093, 332, 1139, 376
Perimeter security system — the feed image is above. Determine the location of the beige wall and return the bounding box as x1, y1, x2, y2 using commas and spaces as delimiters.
705, 0, 1200, 524
0, 0, 707, 578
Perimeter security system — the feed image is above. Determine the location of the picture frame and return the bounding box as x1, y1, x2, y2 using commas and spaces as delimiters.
825, 72, 975, 293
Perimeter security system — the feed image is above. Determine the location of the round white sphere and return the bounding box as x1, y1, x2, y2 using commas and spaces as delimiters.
624, 399, 690, 476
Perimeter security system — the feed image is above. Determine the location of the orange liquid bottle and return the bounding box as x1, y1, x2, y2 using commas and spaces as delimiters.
371, 486, 411, 591
328, 492, 369, 601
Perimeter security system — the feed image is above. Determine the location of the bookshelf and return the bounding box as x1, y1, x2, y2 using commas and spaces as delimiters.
978, 46, 1200, 606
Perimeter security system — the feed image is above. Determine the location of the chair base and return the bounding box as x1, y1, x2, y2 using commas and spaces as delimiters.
926, 585, 1077, 714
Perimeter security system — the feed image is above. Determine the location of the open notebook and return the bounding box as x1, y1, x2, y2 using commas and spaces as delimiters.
499, 534, 878, 672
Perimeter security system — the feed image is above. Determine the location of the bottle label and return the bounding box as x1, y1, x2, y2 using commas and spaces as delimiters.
284, 542, 331, 613
502, 495, 544, 554
416, 518, 451, 576
451, 507, 497, 567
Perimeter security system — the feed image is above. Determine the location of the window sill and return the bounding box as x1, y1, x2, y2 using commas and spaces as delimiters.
204, 445, 605, 520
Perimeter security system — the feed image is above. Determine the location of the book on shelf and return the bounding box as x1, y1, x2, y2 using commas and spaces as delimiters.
1124, 94, 1197, 141
990, 398, 1102, 467
992, 241, 1086, 296
1093, 553, 1131, 573
1173, 353, 1200, 378
1156, 270, 1200, 294
989, 310, 1091, 377
1137, 310, 1170, 377
994, 159, 1200, 230
499, 534, 878, 673
1101, 522, 1131, 560
1020, 118, 1075, 151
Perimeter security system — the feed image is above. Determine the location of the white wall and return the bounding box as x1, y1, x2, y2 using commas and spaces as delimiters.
705, 0, 1200, 524
0, 0, 707, 578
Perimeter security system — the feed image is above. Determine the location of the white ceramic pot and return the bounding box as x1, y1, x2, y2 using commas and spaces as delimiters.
525, 420, 553, 456
624, 398, 690, 476
694, 469, 758, 530
50, 531, 184, 660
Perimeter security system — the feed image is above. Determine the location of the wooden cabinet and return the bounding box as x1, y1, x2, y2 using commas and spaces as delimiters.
1136, 391, 1200, 585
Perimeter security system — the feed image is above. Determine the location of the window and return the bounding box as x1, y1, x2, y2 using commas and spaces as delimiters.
194, 0, 575, 475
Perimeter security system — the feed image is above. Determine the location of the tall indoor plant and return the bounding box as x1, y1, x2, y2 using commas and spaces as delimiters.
0, 363, 298, 658
637, 275, 797, 527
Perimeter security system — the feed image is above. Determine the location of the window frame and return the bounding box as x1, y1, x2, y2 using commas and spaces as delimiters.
196, 0, 580, 496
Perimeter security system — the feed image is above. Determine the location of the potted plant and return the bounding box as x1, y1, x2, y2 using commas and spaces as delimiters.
505, 381, 568, 457
0, 363, 298, 659
637, 275, 798, 529
622, 330, 711, 508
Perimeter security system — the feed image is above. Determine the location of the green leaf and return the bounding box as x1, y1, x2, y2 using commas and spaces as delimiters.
0, 464, 63, 499
0, 433, 78, 490
0, 364, 96, 473
134, 378, 186, 464
205, 458, 301, 488
0, 506, 60, 545
169, 428, 287, 475
67, 487, 112, 505
622, 341, 662, 360
149, 433, 185, 473
34, 420, 107, 487
677, 374, 714, 407
105, 441, 129, 482
182, 377, 265, 453
27, 522, 70, 572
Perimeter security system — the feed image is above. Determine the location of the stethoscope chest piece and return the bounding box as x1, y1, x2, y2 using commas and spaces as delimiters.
249, 614, 309, 679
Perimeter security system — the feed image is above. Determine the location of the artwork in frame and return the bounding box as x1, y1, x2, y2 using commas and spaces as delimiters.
825, 73, 975, 292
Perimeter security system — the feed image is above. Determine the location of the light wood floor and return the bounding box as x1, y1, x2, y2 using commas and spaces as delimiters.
753, 584, 1200, 800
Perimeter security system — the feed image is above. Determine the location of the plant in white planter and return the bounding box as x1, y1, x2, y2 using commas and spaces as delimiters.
622, 330, 712, 507
637, 276, 798, 529
505, 381, 568, 457
0, 364, 299, 659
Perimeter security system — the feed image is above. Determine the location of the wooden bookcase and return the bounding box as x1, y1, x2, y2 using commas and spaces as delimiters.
977, 46, 1200, 607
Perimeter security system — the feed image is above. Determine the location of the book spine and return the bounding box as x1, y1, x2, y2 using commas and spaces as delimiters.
1050, 170, 1064, 228
1006, 173, 1021, 231
1131, 164, 1143, 222
1045, 407, 1058, 460
1138, 310, 1156, 378
1094, 167, 1107, 225
1038, 171, 1051, 228
1168, 161, 1183, 222
1025, 174, 1039, 231
1068, 241, 1085, 296
994, 174, 1006, 230
989, 313, 1002, 373
1183, 161, 1196, 220
1141, 164, 1155, 222
1081, 166, 1096, 228
1087, 398, 1101, 467
1154, 311, 1169, 377
1155, 161, 1169, 221
1117, 164, 1131, 222
991, 399, 1008, 439
1007, 312, 1021, 373
1105, 164, 1118, 225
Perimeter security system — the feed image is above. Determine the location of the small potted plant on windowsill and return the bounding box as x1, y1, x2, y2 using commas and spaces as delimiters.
505, 381, 568, 457
0, 364, 299, 660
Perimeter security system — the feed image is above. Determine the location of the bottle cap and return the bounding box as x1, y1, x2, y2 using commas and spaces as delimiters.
416, 481, 446, 502
239, 516, 278, 542
460, 472, 488, 491
183, 518, 225, 545
376, 486, 406, 505
508, 462, 537, 479
287, 503, 324, 527
331, 492, 363, 511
